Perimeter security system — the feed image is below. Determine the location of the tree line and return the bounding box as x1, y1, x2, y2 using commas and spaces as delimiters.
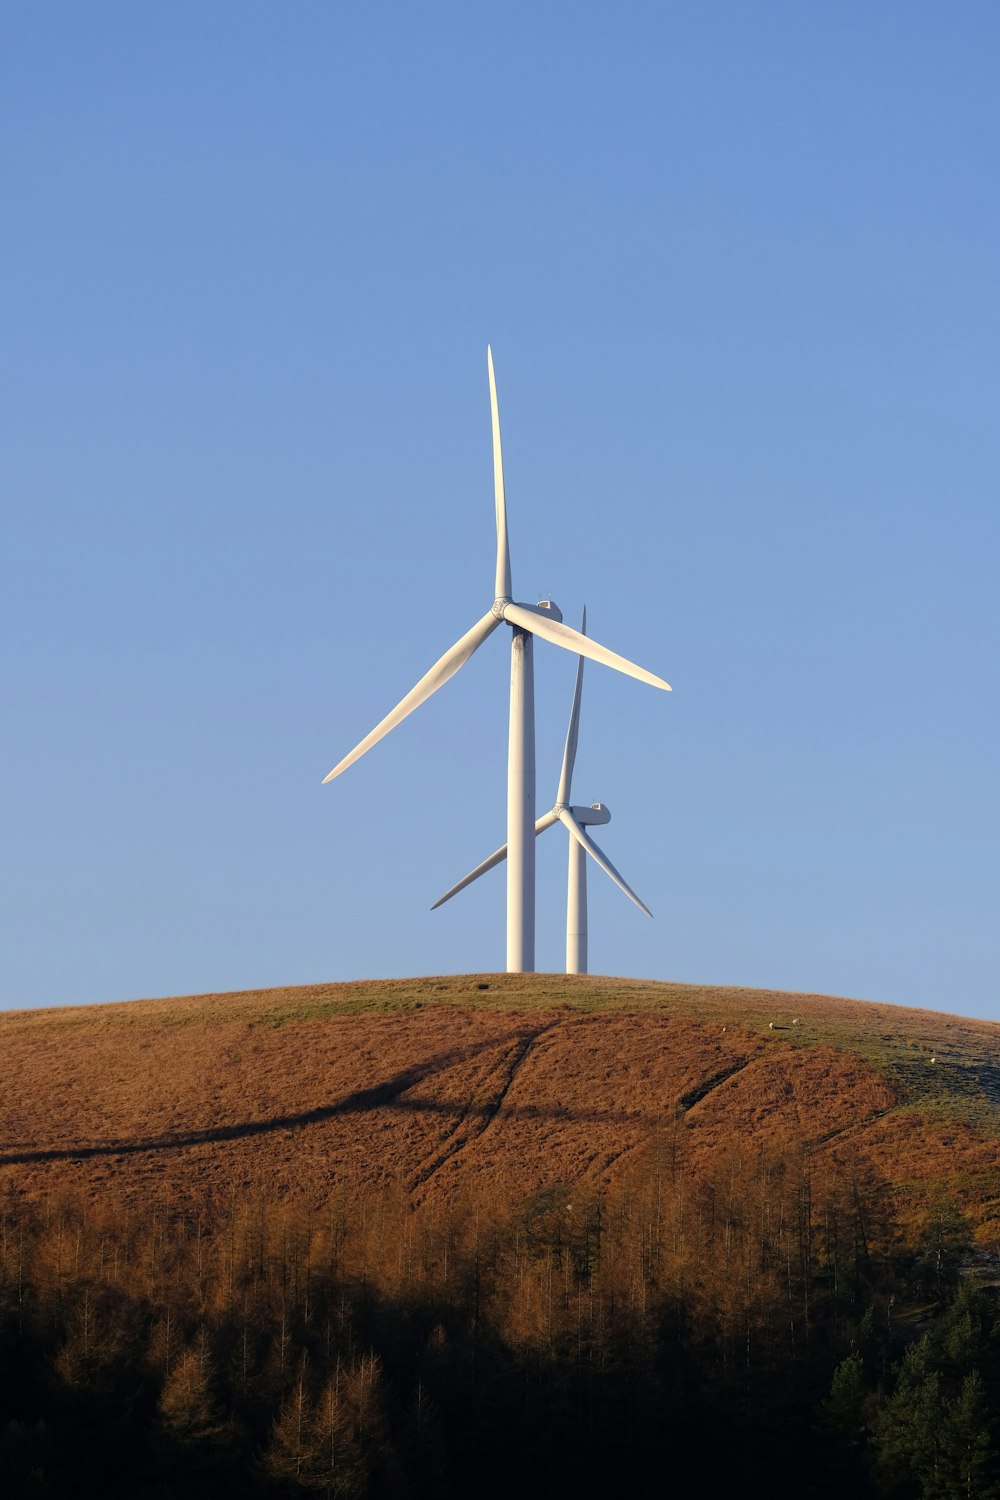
0, 1131, 997, 1497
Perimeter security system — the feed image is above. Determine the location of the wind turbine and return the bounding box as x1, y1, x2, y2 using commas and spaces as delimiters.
322, 348, 671, 972
431, 611, 652, 974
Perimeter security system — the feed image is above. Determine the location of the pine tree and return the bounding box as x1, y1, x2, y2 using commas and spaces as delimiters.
929, 1371, 999, 1500
822, 1353, 868, 1453
265, 1352, 318, 1487
873, 1337, 943, 1494
310, 1368, 367, 1497
157, 1339, 219, 1444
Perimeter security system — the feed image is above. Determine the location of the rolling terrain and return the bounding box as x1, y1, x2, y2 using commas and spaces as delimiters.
2, 973, 998, 1248
4, 975, 1000, 1498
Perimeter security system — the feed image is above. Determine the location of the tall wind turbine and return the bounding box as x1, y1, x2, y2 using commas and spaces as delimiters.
431, 611, 652, 974
322, 349, 670, 972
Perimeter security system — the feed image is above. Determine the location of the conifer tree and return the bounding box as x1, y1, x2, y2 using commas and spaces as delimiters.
310, 1368, 367, 1497
822, 1353, 868, 1454
157, 1340, 219, 1445
873, 1337, 943, 1493
931, 1371, 999, 1500
266, 1351, 318, 1487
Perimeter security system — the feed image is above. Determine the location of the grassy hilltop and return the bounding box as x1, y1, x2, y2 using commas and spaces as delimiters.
2, 975, 1000, 1498
1, 972, 998, 1241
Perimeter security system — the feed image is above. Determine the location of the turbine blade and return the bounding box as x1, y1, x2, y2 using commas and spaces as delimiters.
322, 611, 500, 783
556, 606, 586, 806
503, 602, 671, 691
558, 809, 653, 917
487, 346, 512, 601
432, 809, 559, 910
432, 843, 508, 909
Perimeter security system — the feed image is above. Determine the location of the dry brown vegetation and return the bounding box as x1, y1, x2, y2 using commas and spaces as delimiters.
1, 973, 998, 1246
3, 974, 1000, 1497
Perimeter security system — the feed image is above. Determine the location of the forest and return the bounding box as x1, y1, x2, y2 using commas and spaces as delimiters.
1, 1130, 998, 1499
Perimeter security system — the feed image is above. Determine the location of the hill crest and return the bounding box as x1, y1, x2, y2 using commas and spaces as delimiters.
2, 974, 998, 1249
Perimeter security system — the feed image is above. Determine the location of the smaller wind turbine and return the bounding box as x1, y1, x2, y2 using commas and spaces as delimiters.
432, 611, 651, 974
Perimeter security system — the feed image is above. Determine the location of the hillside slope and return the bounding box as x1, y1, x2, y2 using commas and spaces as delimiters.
2, 973, 998, 1244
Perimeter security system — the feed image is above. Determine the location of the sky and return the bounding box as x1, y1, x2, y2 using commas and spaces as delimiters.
2, 3, 998, 1019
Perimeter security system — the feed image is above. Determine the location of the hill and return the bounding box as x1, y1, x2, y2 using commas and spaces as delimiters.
2, 973, 998, 1248
4, 974, 1000, 1498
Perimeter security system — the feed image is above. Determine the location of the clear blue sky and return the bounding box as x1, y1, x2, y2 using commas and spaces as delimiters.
3, 3, 998, 1018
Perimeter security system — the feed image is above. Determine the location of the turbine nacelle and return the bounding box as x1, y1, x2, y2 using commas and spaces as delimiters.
494, 598, 564, 625
552, 801, 609, 825
574, 802, 610, 826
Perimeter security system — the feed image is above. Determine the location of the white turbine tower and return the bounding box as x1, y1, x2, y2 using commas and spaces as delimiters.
322, 349, 670, 972
431, 611, 652, 974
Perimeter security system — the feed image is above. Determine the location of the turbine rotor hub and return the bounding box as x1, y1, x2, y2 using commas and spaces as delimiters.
492, 597, 511, 620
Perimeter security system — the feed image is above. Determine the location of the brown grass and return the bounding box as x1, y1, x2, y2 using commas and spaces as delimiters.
2, 973, 998, 1242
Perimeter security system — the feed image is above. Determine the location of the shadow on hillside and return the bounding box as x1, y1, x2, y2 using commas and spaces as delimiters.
0, 1020, 700, 1167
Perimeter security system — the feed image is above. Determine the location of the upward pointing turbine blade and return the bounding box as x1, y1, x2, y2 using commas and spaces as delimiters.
322, 610, 500, 783
487, 346, 512, 601
557, 808, 653, 917
431, 809, 560, 910
556, 606, 586, 807
502, 602, 671, 692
